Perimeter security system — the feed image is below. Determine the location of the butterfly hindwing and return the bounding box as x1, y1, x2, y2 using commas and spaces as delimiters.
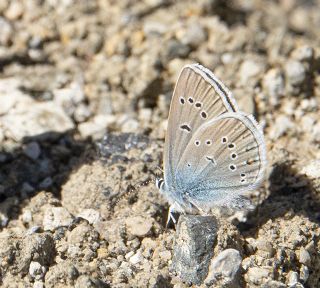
174, 113, 266, 209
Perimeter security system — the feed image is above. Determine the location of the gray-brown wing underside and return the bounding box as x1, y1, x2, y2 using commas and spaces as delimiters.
164, 63, 238, 189
175, 113, 266, 210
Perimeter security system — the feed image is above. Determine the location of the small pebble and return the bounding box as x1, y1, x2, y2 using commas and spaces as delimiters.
205, 249, 242, 286
239, 59, 265, 84
298, 248, 311, 266
125, 216, 153, 237
285, 60, 306, 86
43, 207, 74, 231
246, 267, 273, 285
23, 142, 41, 160
300, 265, 309, 283
29, 261, 46, 280
291, 45, 314, 62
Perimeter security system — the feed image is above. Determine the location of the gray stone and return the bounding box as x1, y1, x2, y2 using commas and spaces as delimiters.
205, 248, 242, 286
16, 233, 55, 274
171, 215, 218, 285
165, 39, 191, 60
39, 177, 53, 189
23, 142, 41, 160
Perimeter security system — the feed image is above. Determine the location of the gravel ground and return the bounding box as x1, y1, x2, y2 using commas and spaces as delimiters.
0, 0, 320, 287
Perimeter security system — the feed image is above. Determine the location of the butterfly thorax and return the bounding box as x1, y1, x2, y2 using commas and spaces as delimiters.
156, 178, 197, 214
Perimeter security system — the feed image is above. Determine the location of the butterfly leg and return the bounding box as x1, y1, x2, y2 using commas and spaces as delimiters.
166, 204, 177, 227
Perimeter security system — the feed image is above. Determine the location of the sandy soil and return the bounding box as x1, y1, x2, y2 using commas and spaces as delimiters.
0, 0, 320, 287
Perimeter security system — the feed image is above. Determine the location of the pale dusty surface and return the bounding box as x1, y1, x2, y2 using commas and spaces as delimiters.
0, 0, 320, 287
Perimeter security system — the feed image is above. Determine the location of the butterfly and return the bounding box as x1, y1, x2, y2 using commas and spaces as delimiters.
156, 64, 267, 224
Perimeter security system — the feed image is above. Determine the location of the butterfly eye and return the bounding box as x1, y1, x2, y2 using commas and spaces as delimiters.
201, 111, 207, 119
241, 173, 246, 178
240, 179, 246, 183
195, 140, 200, 146
195, 102, 202, 108
188, 97, 194, 104
180, 97, 185, 104
206, 140, 212, 145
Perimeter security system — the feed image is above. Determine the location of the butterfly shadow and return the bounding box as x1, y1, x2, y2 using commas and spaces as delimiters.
238, 159, 320, 233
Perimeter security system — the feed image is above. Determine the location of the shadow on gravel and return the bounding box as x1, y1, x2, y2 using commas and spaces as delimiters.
0, 131, 94, 221
239, 160, 320, 234
0, 131, 156, 224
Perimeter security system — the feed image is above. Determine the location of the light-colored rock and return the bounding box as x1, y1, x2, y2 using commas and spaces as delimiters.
121, 118, 139, 133
263, 68, 285, 106
287, 271, 299, 286
205, 249, 242, 286
301, 160, 320, 179
53, 81, 85, 110
291, 45, 314, 62
77, 209, 100, 225
246, 266, 274, 285
4, 1, 23, 20
43, 207, 73, 231
125, 216, 153, 237
179, 23, 207, 48
129, 250, 144, 265
78, 115, 115, 138
256, 240, 275, 258
285, 60, 306, 86
29, 261, 46, 280
2, 101, 74, 141
298, 248, 311, 266
22, 210, 33, 224
300, 265, 309, 283
239, 59, 265, 84
33, 281, 45, 288
269, 115, 294, 139
0, 17, 12, 46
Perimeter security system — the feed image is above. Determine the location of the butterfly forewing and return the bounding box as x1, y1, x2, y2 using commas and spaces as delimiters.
164, 64, 239, 190
175, 113, 266, 209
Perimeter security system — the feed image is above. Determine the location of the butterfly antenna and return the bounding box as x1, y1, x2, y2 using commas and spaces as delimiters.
112, 177, 154, 209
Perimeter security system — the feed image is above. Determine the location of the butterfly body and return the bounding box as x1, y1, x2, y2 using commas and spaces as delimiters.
159, 64, 266, 218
